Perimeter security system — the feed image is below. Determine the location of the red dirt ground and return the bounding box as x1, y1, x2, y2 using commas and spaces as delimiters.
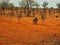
0, 16, 60, 45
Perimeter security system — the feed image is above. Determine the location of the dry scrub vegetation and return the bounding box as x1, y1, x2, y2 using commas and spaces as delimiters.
0, 10, 60, 45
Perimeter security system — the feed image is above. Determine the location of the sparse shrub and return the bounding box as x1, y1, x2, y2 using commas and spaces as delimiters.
33, 17, 38, 24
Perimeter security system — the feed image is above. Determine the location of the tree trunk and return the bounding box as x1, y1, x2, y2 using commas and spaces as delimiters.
37, 7, 38, 13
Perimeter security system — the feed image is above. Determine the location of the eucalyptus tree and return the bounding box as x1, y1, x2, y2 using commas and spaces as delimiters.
8, 3, 14, 16
0, 0, 9, 15
35, 3, 40, 12
56, 3, 60, 15
19, 0, 32, 16
41, 1, 48, 22
19, 0, 33, 9
19, 0, 40, 16
0, 4, 2, 15
57, 3, 60, 9
7, 3, 14, 23
32, 1, 40, 13
42, 1, 48, 9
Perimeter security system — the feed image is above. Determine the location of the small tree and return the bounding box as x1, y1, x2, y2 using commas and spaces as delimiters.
19, 0, 40, 17
1, 0, 9, 15
34, 2, 40, 12
56, 3, 60, 15
41, 11, 46, 22
41, 1, 48, 22
0, 4, 2, 15
50, 7, 54, 9
42, 1, 48, 9
57, 3, 60, 9
7, 3, 14, 23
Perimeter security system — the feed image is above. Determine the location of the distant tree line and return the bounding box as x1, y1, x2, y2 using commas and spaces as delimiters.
0, 0, 60, 9
0, 0, 60, 24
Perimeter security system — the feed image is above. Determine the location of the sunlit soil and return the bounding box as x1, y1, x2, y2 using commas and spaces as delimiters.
0, 16, 60, 45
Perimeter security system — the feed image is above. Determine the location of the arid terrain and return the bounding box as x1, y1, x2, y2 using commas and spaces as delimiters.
0, 10, 60, 45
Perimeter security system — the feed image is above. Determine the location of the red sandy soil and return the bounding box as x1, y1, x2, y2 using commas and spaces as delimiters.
0, 16, 60, 45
